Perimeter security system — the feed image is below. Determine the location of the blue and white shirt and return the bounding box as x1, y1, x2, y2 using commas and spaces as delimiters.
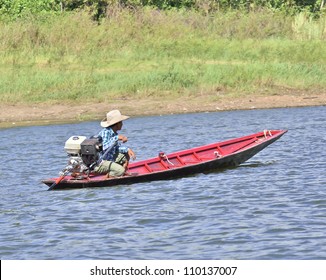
98, 127, 128, 161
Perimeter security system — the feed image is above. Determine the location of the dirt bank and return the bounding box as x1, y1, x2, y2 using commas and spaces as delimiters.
1, 91, 325, 128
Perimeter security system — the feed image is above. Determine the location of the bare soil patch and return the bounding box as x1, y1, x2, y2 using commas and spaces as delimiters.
1, 91, 325, 128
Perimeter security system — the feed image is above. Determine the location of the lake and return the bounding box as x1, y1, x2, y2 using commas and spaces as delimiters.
0, 106, 325, 259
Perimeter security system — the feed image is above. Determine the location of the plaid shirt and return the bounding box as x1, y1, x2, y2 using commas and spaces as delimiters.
98, 127, 128, 161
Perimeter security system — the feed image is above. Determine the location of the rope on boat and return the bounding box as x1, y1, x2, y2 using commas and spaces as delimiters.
159, 152, 174, 166
263, 130, 272, 138
214, 151, 221, 158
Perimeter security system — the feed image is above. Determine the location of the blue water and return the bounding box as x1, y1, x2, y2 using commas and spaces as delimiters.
0, 106, 325, 259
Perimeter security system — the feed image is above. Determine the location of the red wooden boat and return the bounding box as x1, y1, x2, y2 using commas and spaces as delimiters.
42, 130, 287, 190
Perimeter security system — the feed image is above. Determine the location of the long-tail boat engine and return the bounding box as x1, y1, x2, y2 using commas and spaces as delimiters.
61, 136, 102, 179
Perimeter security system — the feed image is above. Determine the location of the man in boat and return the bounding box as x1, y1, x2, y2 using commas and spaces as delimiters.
93, 109, 136, 177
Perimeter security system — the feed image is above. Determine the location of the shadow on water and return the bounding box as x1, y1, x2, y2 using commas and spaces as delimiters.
238, 160, 277, 168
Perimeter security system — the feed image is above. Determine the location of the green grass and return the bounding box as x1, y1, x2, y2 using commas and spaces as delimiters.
0, 8, 325, 105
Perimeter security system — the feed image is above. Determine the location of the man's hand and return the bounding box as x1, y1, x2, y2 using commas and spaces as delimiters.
119, 134, 128, 143
128, 148, 136, 160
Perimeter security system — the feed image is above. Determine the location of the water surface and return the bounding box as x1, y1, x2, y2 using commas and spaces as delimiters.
0, 106, 325, 259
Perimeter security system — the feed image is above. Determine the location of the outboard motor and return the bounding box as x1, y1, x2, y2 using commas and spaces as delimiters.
80, 136, 103, 167
60, 136, 102, 179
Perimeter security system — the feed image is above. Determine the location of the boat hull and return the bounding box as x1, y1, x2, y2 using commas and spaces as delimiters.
42, 130, 287, 190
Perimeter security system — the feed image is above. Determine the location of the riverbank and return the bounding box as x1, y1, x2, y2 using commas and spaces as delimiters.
1, 11, 325, 129
1, 89, 325, 128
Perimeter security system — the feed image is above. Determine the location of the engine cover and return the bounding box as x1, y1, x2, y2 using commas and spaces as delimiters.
64, 136, 87, 155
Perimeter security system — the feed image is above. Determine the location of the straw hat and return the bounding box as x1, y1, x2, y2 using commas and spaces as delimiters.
100, 110, 130, 128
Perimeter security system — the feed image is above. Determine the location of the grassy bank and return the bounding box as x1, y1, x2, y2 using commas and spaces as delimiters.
0, 8, 326, 106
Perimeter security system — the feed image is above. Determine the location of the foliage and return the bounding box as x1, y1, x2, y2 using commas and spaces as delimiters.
0, 0, 325, 21
0, 9, 325, 105
0, 0, 59, 19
